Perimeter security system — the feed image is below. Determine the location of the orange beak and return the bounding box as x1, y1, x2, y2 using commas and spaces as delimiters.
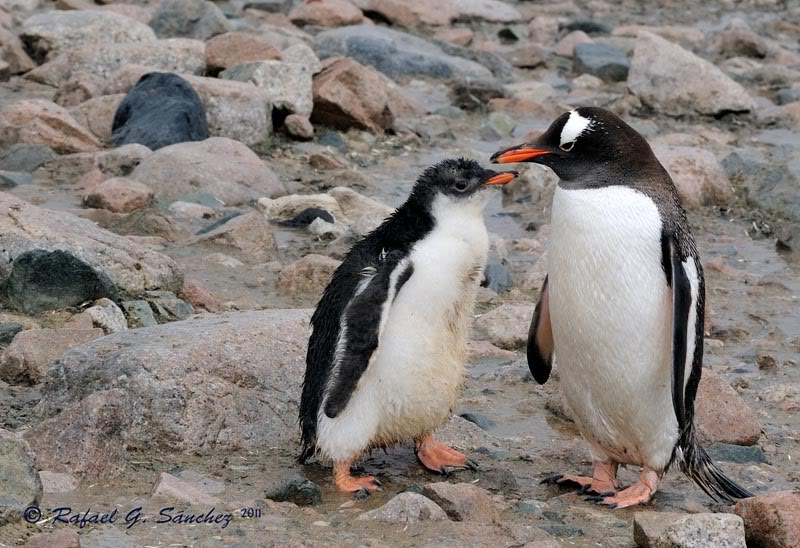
490, 146, 552, 164
483, 171, 518, 186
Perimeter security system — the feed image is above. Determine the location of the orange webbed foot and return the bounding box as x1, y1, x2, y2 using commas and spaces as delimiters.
415, 435, 478, 475
333, 460, 382, 495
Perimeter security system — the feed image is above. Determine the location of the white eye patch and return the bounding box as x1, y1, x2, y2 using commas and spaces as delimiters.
560, 110, 594, 147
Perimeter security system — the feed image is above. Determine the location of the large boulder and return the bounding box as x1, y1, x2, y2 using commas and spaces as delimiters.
149, 0, 232, 41
111, 72, 209, 151
20, 10, 155, 61
314, 25, 493, 81
130, 137, 285, 205
311, 57, 393, 132
37, 309, 311, 453
0, 99, 101, 154
628, 31, 754, 116
735, 491, 800, 548
0, 429, 42, 526
0, 192, 182, 299
653, 145, 735, 208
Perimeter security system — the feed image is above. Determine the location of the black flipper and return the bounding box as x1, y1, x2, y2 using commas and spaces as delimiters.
665, 235, 753, 502
527, 275, 554, 384
323, 251, 413, 419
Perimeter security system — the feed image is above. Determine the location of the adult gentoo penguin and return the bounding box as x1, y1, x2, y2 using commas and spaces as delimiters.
299, 159, 517, 493
491, 107, 752, 508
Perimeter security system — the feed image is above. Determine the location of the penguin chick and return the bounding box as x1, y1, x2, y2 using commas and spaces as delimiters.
491, 107, 752, 509
299, 159, 517, 494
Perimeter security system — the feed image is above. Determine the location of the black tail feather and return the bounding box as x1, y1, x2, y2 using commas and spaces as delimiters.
677, 426, 753, 503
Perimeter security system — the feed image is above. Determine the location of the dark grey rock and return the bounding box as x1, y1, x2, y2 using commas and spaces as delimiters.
563, 19, 612, 35
1, 250, 117, 314
318, 130, 347, 153
265, 475, 322, 506
0, 323, 23, 348
150, 0, 232, 40
112, 72, 209, 151
574, 43, 629, 82
459, 411, 496, 430
483, 260, 512, 293
777, 222, 800, 253
0, 171, 33, 189
722, 147, 800, 222
277, 208, 335, 227
776, 88, 800, 105
145, 291, 194, 322
0, 144, 55, 173
450, 79, 506, 111
196, 211, 243, 235
234, 0, 292, 12
540, 523, 584, 538
707, 442, 767, 464
434, 40, 514, 82
0, 429, 42, 526
456, 466, 518, 493
120, 300, 159, 328
314, 25, 493, 82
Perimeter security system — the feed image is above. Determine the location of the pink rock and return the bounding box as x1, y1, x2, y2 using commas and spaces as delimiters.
554, 30, 592, 57
0, 28, 34, 78
53, 72, 104, 107
179, 279, 222, 313
432, 27, 474, 46
695, 369, 761, 446
653, 145, 735, 208
735, 491, 800, 548
24, 530, 80, 548
284, 113, 314, 140
83, 177, 155, 213
353, 0, 457, 27
0, 328, 104, 385
206, 31, 281, 73
0, 99, 102, 153
312, 57, 394, 133
194, 211, 276, 262
69, 94, 125, 145
277, 254, 341, 296
289, 0, 364, 27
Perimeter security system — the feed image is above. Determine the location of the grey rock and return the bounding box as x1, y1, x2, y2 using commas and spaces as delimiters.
0, 323, 22, 348
435, 40, 514, 82
722, 147, 800, 221
120, 300, 159, 328
574, 42, 629, 82
563, 19, 613, 34
39, 471, 78, 494
776, 88, 800, 105
81, 526, 138, 548
145, 291, 194, 322
475, 304, 533, 350
130, 137, 285, 206
0, 144, 55, 172
234, 0, 292, 12
459, 411, 495, 430
150, 0, 232, 41
634, 512, 746, 548
358, 492, 447, 523
152, 472, 221, 506
85, 299, 128, 334
706, 442, 767, 464
450, 79, 506, 111
1, 249, 117, 314
221, 60, 314, 117
37, 310, 311, 453
0, 429, 42, 526
314, 25, 493, 82
20, 10, 155, 62
422, 482, 499, 523
264, 475, 322, 506
777, 222, 800, 254
628, 31, 754, 116
451, 0, 521, 23
0, 170, 32, 189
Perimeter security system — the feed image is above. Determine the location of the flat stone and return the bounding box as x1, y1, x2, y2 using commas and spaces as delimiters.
628, 31, 754, 116
0, 428, 42, 526
735, 490, 800, 548
194, 211, 276, 261
357, 492, 447, 523
39, 471, 78, 493
422, 482, 499, 523
152, 472, 222, 506
314, 25, 493, 81
635, 512, 746, 548
206, 31, 281, 73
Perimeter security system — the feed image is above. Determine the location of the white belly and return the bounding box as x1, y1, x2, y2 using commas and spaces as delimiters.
316, 203, 489, 461
548, 185, 678, 470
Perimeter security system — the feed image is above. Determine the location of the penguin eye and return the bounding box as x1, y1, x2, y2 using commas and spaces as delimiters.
560, 141, 575, 152
454, 180, 469, 192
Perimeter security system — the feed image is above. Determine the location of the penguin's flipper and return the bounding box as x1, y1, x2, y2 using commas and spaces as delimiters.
322, 251, 414, 419
527, 275, 554, 384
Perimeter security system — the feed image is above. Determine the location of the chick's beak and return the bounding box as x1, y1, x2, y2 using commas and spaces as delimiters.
490, 144, 552, 164
483, 170, 519, 186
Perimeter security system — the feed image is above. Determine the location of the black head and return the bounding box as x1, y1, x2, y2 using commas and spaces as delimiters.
490, 107, 657, 182
408, 158, 518, 209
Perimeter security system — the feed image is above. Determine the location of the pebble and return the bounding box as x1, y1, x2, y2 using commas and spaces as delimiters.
422, 482, 499, 524
357, 492, 447, 523
265, 475, 322, 507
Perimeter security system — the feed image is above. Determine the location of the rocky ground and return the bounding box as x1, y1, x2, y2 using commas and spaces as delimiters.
0, 0, 799, 546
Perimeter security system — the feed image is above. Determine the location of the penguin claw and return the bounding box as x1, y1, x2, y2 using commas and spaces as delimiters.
540, 474, 565, 485
465, 459, 479, 472
352, 488, 371, 500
